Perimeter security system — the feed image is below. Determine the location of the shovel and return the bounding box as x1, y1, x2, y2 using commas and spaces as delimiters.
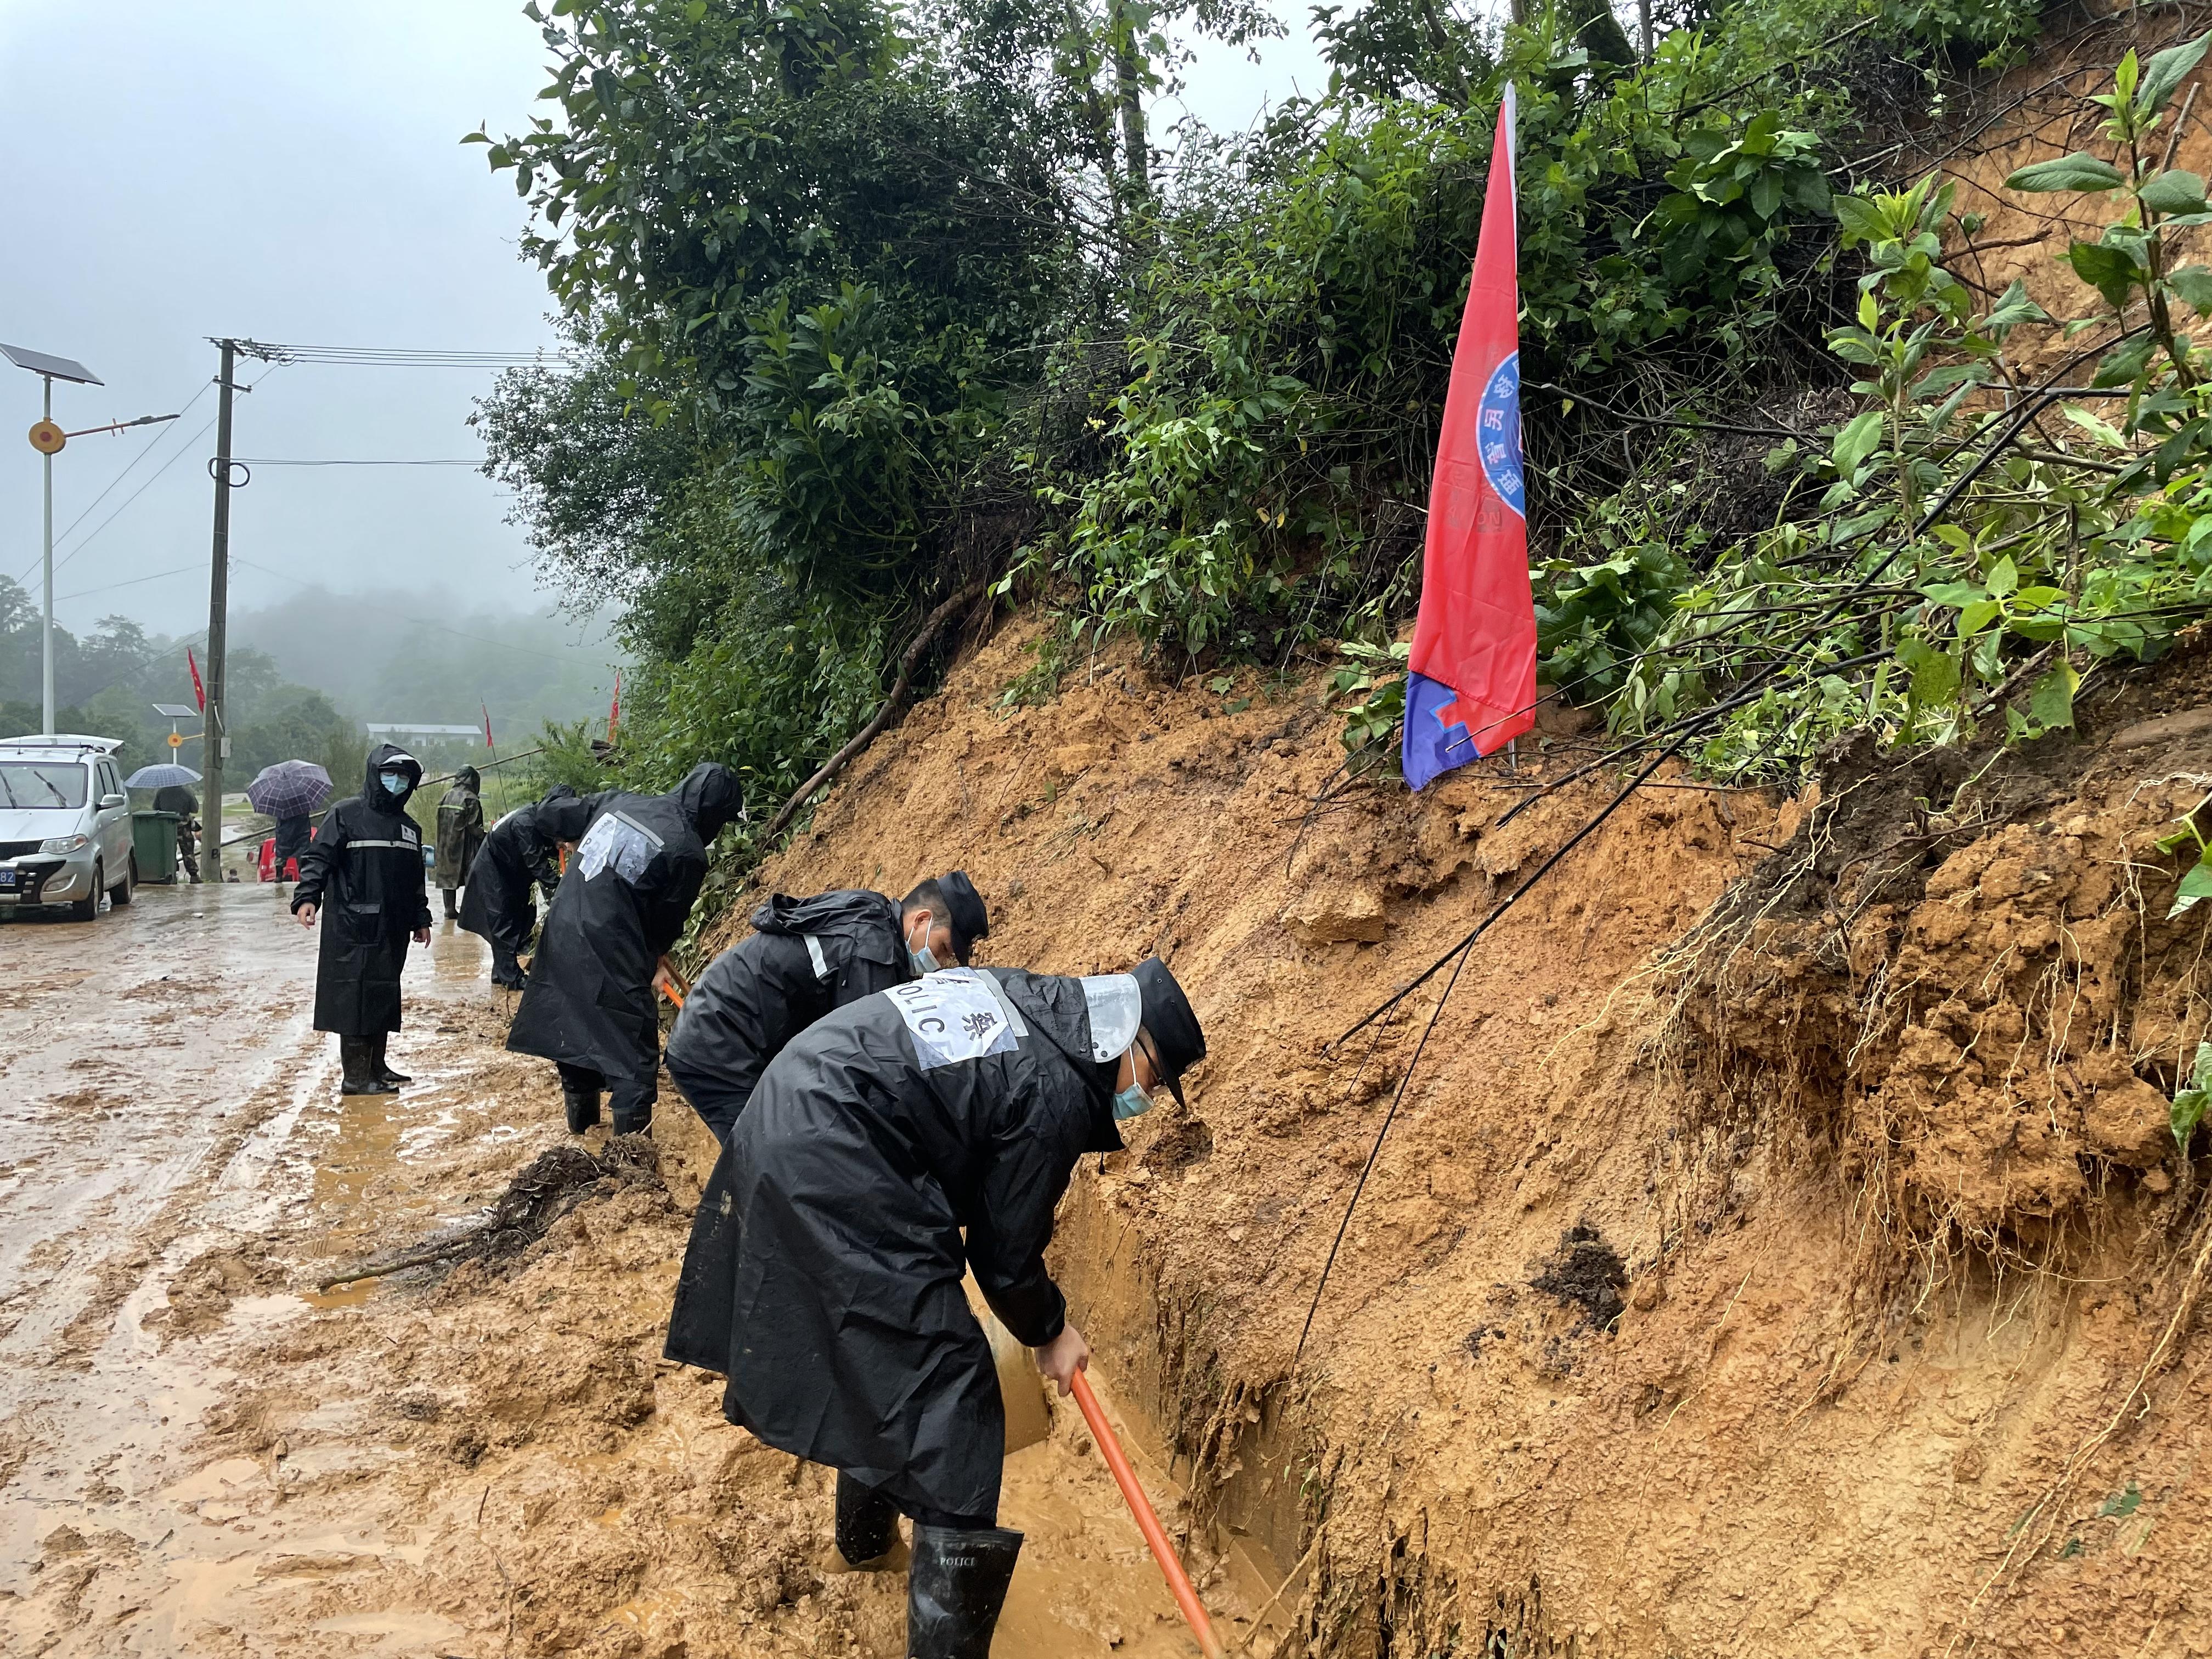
1069, 1367, 1226, 1659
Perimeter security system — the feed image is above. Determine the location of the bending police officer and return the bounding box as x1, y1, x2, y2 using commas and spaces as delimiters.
662, 871, 989, 1143
665, 955, 1205, 1659
505, 763, 741, 1136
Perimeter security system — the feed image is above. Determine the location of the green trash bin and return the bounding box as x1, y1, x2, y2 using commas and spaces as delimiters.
133, 810, 180, 885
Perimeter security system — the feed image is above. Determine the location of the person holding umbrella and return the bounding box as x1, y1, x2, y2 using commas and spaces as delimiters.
249, 760, 334, 888
126, 763, 204, 883
290, 746, 433, 1095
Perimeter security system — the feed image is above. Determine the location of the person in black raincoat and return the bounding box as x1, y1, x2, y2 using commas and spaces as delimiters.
662, 871, 990, 1143
290, 745, 433, 1096
505, 763, 741, 1135
458, 783, 578, 989
665, 955, 1206, 1659
151, 782, 202, 883
271, 811, 313, 885
433, 765, 487, 919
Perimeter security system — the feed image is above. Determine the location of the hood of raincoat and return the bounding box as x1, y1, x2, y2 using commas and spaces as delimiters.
363, 743, 423, 812
751, 888, 904, 966
996, 968, 1127, 1154
453, 765, 481, 792
675, 761, 742, 842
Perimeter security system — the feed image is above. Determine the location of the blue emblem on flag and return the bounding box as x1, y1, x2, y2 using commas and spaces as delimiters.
1476, 352, 1525, 520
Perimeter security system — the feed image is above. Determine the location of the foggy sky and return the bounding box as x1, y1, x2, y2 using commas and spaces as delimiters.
0, 2, 1326, 647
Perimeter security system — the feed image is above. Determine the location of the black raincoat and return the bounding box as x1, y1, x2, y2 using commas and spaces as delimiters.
665, 967, 1123, 1522
290, 745, 432, 1036
272, 813, 313, 871
505, 764, 741, 1103
432, 772, 485, 889
663, 888, 912, 1143
458, 785, 576, 957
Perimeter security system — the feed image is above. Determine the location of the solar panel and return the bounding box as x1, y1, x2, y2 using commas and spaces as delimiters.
1, 343, 103, 385
150, 703, 200, 719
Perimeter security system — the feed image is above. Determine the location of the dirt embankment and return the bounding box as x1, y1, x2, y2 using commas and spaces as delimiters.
728, 617, 2212, 1658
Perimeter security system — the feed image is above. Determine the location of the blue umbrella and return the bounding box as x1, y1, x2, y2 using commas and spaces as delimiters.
126, 763, 202, 789
246, 760, 334, 819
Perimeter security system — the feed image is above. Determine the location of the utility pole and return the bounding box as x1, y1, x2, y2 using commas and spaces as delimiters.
204, 339, 239, 868
41, 375, 53, 732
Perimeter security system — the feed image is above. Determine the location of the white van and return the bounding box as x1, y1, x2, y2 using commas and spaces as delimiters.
0, 735, 137, 919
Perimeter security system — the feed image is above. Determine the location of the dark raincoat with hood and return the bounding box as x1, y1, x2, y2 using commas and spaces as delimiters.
458, 783, 575, 957
290, 744, 432, 1035
432, 767, 486, 890
663, 888, 911, 1143
505, 764, 741, 1104
665, 966, 1124, 1523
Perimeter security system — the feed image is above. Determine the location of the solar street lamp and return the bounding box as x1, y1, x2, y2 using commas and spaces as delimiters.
4, 344, 178, 737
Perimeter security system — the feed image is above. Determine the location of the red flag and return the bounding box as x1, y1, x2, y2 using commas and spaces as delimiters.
608, 670, 621, 743
1403, 85, 1536, 790
482, 702, 495, 750
187, 647, 206, 712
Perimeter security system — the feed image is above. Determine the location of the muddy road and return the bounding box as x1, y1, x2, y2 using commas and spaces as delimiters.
0, 885, 1277, 1657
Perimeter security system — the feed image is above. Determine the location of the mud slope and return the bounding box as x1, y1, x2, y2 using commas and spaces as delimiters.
728, 618, 2212, 1658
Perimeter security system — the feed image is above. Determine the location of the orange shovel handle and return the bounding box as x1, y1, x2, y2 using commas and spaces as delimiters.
1069, 1368, 1225, 1659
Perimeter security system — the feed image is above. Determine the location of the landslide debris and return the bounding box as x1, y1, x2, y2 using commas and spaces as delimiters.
1528, 1223, 1628, 1331
319, 1134, 663, 1290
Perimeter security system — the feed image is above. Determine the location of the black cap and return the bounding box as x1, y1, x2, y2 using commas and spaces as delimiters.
939, 870, 989, 965
1133, 956, 1205, 1107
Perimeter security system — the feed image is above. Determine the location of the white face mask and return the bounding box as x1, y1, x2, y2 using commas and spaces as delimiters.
906, 914, 941, 975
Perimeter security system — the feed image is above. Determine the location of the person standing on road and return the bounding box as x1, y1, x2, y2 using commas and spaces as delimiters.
664, 956, 1206, 1659
662, 872, 990, 1143
151, 782, 202, 884
433, 765, 486, 921
271, 810, 313, 887
459, 783, 578, 990
290, 745, 434, 1096
506, 763, 742, 1137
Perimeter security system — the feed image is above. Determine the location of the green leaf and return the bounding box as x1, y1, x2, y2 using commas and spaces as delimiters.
2029, 661, 2080, 728
1833, 193, 1891, 246
2069, 241, 2143, 309
2063, 404, 2130, 448
2172, 1082, 2211, 1146
1985, 556, 2019, 598
2169, 264, 2212, 315
2140, 31, 2212, 118
1831, 409, 1884, 475
2005, 153, 2125, 194
2141, 169, 2210, 216
1898, 636, 1960, 704
1922, 579, 1987, 608
2170, 859, 2212, 919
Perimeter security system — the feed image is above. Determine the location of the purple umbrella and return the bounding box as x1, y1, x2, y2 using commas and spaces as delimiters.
246, 760, 334, 819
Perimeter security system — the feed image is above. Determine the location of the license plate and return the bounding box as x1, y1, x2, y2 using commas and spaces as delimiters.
0, 871, 17, 889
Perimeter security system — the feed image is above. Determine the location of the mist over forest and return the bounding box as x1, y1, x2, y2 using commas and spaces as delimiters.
0, 574, 620, 782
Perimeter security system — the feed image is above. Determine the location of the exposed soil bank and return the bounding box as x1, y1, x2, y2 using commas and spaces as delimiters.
729, 618, 2212, 1657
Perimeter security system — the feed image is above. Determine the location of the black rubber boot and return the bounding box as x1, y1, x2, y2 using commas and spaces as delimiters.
906, 1526, 1023, 1659
833, 1473, 903, 1571
563, 1084, 602, 1134
442, 888, 459, 919
372, 1033, 411, 1086
610, 1104, 653, 1137
339, 1037, 388, 1096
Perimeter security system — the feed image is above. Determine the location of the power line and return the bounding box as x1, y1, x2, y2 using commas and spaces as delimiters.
229, 456, 484, 467
235, 339, 575, 369
13, 413, 221, 589
42, 379, 215, 548
55, 563, 202, 603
